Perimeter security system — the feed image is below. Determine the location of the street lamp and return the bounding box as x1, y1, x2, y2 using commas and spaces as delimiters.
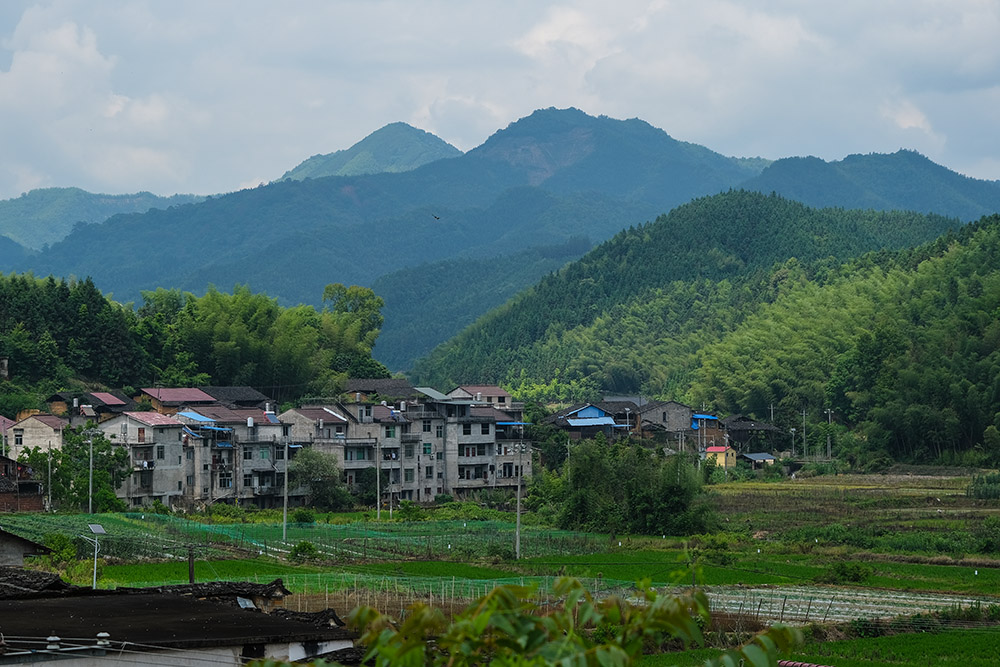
79, 523, 105, 589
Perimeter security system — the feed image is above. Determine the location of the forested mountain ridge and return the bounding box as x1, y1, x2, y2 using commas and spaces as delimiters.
408, 191, 960, 392
278, 122, 463, 181
373, 237, 593, 370
0, 187, 204, 251
4, 109, 1000, 374
743, 149, 1000, 221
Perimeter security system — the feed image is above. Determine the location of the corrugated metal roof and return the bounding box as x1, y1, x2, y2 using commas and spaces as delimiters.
567, 417, 617, 427
743, 452, 776, 460
177, 411, 214, 422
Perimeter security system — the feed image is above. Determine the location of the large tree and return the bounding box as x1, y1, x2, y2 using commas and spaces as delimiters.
289, 447, 353, 510
20, 425, 130, 512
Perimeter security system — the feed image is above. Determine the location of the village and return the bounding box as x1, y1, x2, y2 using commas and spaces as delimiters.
0, 379, 785, 513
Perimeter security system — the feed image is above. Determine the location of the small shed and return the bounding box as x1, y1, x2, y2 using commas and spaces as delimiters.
742, 452, 777, 469
0, 528, 50, 566
705, 445, 737, 469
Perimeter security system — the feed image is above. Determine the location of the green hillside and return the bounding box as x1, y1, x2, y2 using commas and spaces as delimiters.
0, 187, 203, 250
278, 122, 463, 181
408, 191, 959, 393
687, 213, 1000, 463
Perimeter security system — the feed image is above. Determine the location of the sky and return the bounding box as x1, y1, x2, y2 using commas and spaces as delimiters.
1, 0, 999, 200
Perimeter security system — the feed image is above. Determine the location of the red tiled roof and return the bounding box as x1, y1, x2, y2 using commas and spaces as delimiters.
91, 392, 126, 406
0, 416, 13, 432
124, 412, 183, 427
141, 388, 215, 404
706, 446, 729, 453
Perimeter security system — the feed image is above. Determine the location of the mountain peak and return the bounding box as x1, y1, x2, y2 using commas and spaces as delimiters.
279, 122, 462, 181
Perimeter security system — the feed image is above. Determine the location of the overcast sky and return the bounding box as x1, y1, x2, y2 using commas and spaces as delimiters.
1, 1, 998, 200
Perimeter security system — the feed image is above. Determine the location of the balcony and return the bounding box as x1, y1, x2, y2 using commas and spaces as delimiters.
133, 460, 155, 471
400, 433, 420, 444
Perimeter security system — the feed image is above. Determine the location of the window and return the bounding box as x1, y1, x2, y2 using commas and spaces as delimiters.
243, 448, 253, 460
481, 423, 490, 435
282, 425, 291, 437
404, 444, 414, 458
244, 474, 253, 487
477, 443, 487, 456
177, 455, 182, 464
436, 425, 443, 438
203, 464, 209, 471
218, 474, 233, 489
178, 432, 183, 441
156, 445, 165, 460
158, 428, 164, 434
404, 468, 414, 482
422, 419, 432, 432
13, 430, 22, 446
248, 425, 258, 439
137, 427, 145, 443
385, 425, 396, 438
186, 475, 194, 486
423, 443, 432, 455
259, 447, 269, 459
275, 447, 284, 460
177, 481, 183, 491
186, 449, 194, 460
498, 396, 506, 404
463, 423, 472, 436
425, 465, 433, 479
436, 451, 443, 461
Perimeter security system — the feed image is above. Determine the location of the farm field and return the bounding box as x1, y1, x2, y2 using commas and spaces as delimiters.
6, 470, 1000, 661
642, 627, 1000, 666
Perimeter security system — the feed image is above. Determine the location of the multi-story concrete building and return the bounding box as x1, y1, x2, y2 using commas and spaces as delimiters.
99, 411, 188, 508
279, 385, 532, 504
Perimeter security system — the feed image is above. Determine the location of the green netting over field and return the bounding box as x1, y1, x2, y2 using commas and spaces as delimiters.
0, 513, 606, 561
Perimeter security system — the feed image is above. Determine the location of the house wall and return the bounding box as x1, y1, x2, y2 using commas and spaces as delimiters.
9, 418, 64, 459
0, 490, 44, 512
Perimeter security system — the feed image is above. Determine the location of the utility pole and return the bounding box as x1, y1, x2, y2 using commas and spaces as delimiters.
790, 428, 796, 458
282, 438, 289, 541
824, 409, 833, 460
376, 438, 381, 521
515, 439, 524, 560
801, 409, 807, 460
88, 436, 93, 514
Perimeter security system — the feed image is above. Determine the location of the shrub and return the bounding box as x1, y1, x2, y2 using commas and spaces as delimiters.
397, 500, 427, 522
434, 494, 454, 505
289, 541, 319, 563
815, 561, 873, 584
291, 507, 316, 524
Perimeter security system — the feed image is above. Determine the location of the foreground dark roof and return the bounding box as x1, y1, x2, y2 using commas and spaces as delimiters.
119, 578, 292, 602
0, 567, 78, 599
0, 593, 354, 649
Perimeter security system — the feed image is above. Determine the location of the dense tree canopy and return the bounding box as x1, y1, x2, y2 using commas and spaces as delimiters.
0, 276, 388, 411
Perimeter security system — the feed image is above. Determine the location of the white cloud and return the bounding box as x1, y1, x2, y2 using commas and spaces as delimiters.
0, 0, 998, 198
